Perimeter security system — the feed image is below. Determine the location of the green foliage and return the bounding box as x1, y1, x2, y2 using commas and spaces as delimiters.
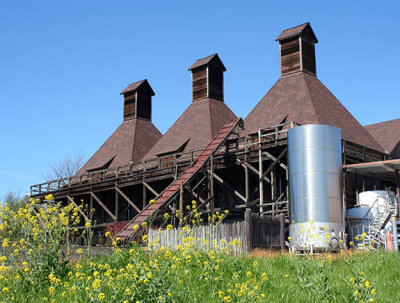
0, 196, 398, 302
2, 191, 29, 211
0, 246, 399, 302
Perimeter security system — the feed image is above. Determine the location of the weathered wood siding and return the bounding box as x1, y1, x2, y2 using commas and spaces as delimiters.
251, 214, 281, 248
123, 93, 136, 121
280, 37, 300, 75
148, 221, 247, 254
148, 211, 285, 254
192, 68, 207, 101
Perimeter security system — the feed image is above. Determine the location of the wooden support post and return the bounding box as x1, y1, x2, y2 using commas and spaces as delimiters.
356, 188, 359, 205
342, 141, 347, 213
115, 187, 141, 213
244, 162, 249, 203
210, 156, 214, 215
89, 193, 93, 220
179, 182, 183, 224
244, 138, 249, 203
142, 183, 147, 209
285, 166, 290, 217
67, 195, 90, 222
90, 192, 116, 221
115, 184, 119, 221
280, 213, 285, 251
258, 129, 264, 215
245, 209, 252, 254
271, 167, 275, 200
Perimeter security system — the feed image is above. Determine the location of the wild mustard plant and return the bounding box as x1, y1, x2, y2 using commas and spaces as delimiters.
0, 195, 394, 302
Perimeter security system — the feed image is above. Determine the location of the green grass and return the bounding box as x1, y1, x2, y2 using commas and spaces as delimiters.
2, 247, 400, 303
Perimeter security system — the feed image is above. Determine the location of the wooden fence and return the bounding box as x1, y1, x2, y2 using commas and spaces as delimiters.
148, 209, 285, 254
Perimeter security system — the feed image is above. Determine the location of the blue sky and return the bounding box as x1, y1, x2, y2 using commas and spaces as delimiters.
0, 1, 399, 200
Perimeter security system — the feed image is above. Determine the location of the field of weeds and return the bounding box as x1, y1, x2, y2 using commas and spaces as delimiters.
0, 196, 399, 302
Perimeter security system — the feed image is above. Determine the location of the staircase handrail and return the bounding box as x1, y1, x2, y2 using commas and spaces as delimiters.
351, 197, 379, 224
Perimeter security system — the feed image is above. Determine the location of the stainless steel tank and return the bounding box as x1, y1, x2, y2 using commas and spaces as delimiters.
288, 124, 344, 250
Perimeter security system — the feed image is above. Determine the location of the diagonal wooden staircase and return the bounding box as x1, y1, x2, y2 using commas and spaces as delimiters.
116, 119, 243, 243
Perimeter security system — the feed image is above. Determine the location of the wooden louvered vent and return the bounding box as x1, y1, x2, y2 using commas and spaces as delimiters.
121, 79, 155, 122
189, 54, 226, 103
123, 93, 136, 121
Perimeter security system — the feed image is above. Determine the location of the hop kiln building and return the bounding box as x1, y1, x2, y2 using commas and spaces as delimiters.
30, 23, 400, 250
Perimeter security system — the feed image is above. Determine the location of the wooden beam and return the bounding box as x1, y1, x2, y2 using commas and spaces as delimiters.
142, 183, 147, 209
210, 171, 246, 202
240, 162, 270, 183
115, 187, 141, 213
259, 130, 264, 215
194, 195, 214, 212
143, 181, 159, 196
67, 195, 90, 222
184, 174, 207, 203
190, 190, 206, 204
245, 209, 252, 253
383, 163, 396, 172
244, 162, 249, 203
89, 193, 93, 215
262, 147, 288, 179
280, 213, 285, 251
115, 184, 119, 221
189, 175, 207, 193
89, 192, 116, 221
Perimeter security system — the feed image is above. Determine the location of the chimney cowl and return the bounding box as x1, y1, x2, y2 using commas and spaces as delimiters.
120, 79, 154, 122
189, 53, 226, 103
276, 22, 318, 77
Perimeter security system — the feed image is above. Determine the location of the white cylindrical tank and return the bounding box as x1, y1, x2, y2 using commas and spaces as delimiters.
359, 191, 391, 218
288, 124, 344, 250
346, 190, 395, 240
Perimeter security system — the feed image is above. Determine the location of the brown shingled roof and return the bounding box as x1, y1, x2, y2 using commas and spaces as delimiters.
244, 72, 383, 152
120, 79, 155, 95
365, 119, 400, 156
188, 53, 227, 71
276, 22, 318, 42
76, 119, 161, 175
141, 98, 237, 160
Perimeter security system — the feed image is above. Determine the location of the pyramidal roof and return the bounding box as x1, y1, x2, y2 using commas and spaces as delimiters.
188, 53, 226, 71
77, 119, 161, 175
275, 22, 318, 43
244, 72, 384, 152
120, 79, 155, 95
142, 98, 237, 160
365, 119, 400, 156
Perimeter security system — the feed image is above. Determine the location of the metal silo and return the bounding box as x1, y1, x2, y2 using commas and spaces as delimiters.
288, 124, 344, 250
